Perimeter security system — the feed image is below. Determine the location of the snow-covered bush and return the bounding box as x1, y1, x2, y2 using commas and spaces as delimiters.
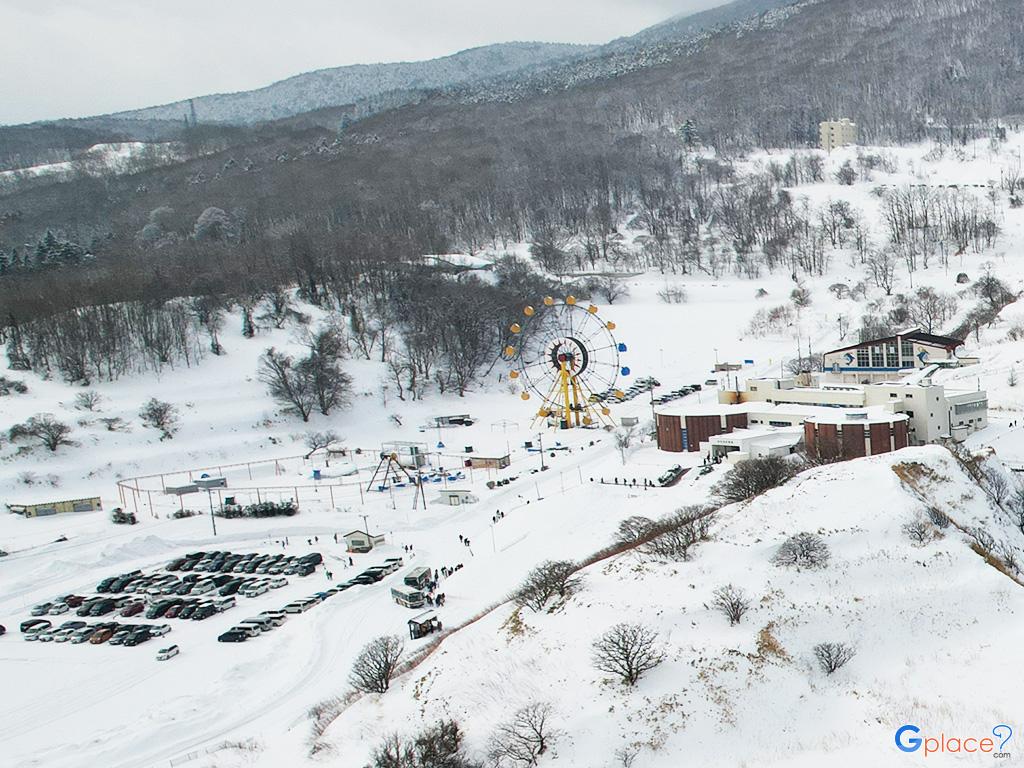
512, 560, 582, 612
592, 623, 665, 686
714, 455, 799, 503
349, 635, 404, 694
369, 720, 477, 768
487, 702, 555, 767
813, 642, 855, 675
712, 584, 751, 625
772, 532, 831, 569
139, 398, 179, 440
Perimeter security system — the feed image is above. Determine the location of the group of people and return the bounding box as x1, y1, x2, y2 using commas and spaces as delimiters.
491, 509, 506, 524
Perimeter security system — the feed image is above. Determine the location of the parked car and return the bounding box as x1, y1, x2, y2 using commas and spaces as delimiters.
53, 629, 75, 643
47, 603, 70, 615
268, 577, 287, 589
150, 624, 171, 636
21, 619, 52, 633
89, 628, 115, 644
30, 603, 52, 617
157, 645, 180, 660
109, 630, 131, 646
216, 597, 236, 612
71, 628, 95, 644
179, 602, 200, 620
240, 583, 268, 598
217, 630, 248, 643
36, 631, 56, 643
64, 595, 86, 607
259, 611, 286, 626
192, 606, 216, 621
119, 602, 144, 617
124, 630, 151, 647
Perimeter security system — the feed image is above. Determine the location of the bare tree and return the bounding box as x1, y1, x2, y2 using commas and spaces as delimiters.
259, 347, 316, 422
350, 635, 405, 694
712, 584, 751, 625
905, 287, 957, 334
865, 249, 898, 296
902, 516, 941, 546
9, 413, 74, 452
714, 456, 799, 503
641, 507, 715, 561
587, 275, 630, 304
73, 390, 103, 411
487, 702, 555, 767
592, 623, 665, 686
305, 430, 341, 460
614, 425, 638, 465
983, 466, 1010, 507
772, 532, 830, 569
138, 398, 180, 440
813, 642, 856, 675
513, 560, 582, 612
370, 720, 479, 768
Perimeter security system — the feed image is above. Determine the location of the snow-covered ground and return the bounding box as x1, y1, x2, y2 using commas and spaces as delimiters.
5, 131, 1024, 767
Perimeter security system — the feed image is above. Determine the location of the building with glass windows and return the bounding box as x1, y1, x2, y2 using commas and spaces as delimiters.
822, 329, 972, 383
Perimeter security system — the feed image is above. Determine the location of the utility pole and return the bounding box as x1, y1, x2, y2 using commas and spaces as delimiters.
538, 433, 547, 471
361, 513, 370, 536
206, 489, 217, 537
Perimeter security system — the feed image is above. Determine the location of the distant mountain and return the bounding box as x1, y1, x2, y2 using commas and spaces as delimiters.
104, 42, 592, 126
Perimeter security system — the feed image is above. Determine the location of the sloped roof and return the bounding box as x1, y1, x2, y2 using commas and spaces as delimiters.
825, 328, 964, 356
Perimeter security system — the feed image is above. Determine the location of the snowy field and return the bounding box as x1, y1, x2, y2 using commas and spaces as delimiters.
5, 132, 1024, 767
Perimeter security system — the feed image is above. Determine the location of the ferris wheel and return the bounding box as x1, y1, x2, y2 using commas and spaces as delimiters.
503, 296, 629, 429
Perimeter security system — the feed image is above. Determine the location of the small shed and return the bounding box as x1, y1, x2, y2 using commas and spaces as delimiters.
164, 484, 199, 496
433, 490, 479, 506
466, 454, 511, 470
408, 610, 442, 640
9, 496, 103, 518
433, 414, 474, 427
344, 529, 386, 553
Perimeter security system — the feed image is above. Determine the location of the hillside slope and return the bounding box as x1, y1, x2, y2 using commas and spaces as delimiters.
324, 446, 1024, 766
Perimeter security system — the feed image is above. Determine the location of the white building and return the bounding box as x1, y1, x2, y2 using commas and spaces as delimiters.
819, 118, 857, 151
730, 368, 987, 444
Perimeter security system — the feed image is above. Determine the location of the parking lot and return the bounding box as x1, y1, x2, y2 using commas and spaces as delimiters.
14, 547, 424, 654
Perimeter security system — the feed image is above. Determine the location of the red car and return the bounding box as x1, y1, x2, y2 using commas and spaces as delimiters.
120, 602, 144, 617
164, 604, 183, 619
64, 595, 86, 608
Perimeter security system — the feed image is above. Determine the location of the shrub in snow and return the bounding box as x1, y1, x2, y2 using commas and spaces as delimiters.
657, 285, 687, 304
216, 500, 297, 519
641, 507, 714, 561
8, 414, 74, 452
370, 720, 479, 768
73, 390, 102, 411
712, 584, 751, 625
110, 508, 137, 525
138, 398, 179, 440
714, 455, 799, 503
772, 532, 831, 569
926, 506, 950, 529
0, 376, 28, 396
349, 635, 404, 694
487, 702, 556, 768
592, 623, 665, 686
512, 560, 582, 612
902, 516, 942, 546
813, 642, 855, 675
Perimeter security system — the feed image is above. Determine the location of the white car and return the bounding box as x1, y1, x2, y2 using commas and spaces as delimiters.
259, 611, 286, 626
192, 581, 215, 595
156, 644, 179, 661
36, 631, 56, 642
48, 603, 69, 615
269, 577, 287, 589
150, 624, 171, 636
241, 584, 268, 598
53, 629, 75, 643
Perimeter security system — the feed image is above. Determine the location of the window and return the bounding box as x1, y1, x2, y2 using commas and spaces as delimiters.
905, 410, 914, 417
901, 339, 913, 358
857, 348, 869, 367
890, 393, 897, 398
885, 342, 898, 367
870, 345, 884, 367
906, 393, 913, 399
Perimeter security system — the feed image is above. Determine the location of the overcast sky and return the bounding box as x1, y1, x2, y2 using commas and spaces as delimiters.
0, 0, 723, 125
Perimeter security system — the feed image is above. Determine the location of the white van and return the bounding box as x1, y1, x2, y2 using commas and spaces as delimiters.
240, 616, 274, 632
157, 644, 180, 660
230, 625, 260, 638
259, 611, 286, 626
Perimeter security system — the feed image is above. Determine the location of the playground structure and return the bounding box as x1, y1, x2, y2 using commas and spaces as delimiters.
504, 296, 628, 429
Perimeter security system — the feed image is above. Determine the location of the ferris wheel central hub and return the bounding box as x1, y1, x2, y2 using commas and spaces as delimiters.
504, 296, 629, 430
